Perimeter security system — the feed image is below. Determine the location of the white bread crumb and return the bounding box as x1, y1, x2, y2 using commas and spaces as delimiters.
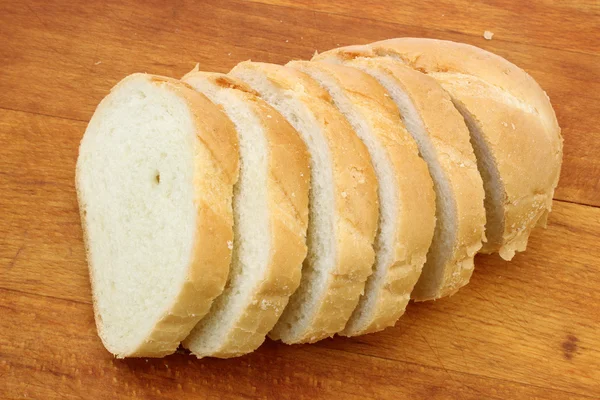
484, 31, 494, 40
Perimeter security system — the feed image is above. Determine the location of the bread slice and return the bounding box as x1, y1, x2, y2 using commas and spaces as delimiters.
337, 38, 563, 260
312, 51, 487, 301
286, 60, 435, 334
76, 73, 239, 358
180, 69, 310, 358
230, 61, 379, 344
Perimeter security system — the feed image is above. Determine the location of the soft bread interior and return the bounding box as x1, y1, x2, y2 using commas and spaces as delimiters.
77, 76, 197, 355
289, 65, 398, 334
230, 67, 337, 342
362, 67, 458, 297
181, 78, 270, 356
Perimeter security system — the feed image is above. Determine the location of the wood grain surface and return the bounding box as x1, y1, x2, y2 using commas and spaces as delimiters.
1, 0, 599, 399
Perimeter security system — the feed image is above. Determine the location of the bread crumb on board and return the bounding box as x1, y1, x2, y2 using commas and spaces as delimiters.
484, 31, 494, 40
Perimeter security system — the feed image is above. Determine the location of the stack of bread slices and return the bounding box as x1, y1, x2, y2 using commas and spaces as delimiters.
76, 38, 563, 359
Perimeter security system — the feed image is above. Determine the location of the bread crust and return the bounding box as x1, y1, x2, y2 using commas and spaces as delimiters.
230, 62, 380, 343
76, 73, 239, 357
287, 60, 436, 334
316, 38, 562, 260
180, 71, 310, 358
372, 38, 562, 260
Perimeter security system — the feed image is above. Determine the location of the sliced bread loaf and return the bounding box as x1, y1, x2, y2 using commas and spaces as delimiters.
230, 61, 379, 344
350, 38, 563, 260
286, 60, 435, 334
76, 73, 239, 357
312, 50, 487, 300
180, 69, 310, 358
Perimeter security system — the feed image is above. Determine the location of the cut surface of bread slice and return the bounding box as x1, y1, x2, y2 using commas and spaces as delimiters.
319, 38, 562, 260
230, 61, 379, 344
180, 69, 310, 358
311, 52, 487, 300
286, 60, 435, 334
76, 73, 239, 358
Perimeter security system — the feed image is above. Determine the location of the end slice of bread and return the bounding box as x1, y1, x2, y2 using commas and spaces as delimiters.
180, 70, 310, 358
368, 38, 562, 260
287, 60, 436, 335
76, 73, 239, 357
230, 61, 379, 344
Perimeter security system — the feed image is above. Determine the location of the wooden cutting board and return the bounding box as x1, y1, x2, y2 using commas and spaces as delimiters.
1, 1, 599, 399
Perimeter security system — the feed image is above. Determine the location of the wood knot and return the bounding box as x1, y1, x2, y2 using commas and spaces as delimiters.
561, 334, 579, 360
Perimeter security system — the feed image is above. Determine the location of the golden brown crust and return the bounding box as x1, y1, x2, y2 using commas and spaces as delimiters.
230, 62, 379, 343
180, 71, 310, 358
77, 73, 239, 357
369, 38, 562, 260
373, 38, 561, 137
287, 60, 436, 334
